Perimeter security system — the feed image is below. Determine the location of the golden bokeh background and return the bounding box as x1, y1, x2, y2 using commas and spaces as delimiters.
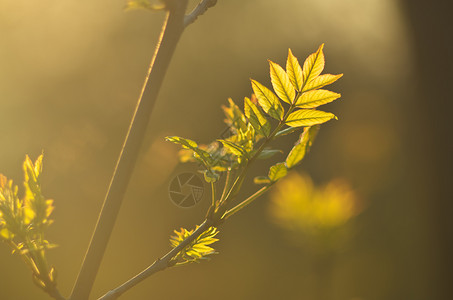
0, 0, 450, 299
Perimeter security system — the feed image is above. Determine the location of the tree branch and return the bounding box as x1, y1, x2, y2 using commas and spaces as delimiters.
69, 2, 189, 299
96, 220, 213, 300
184, 0, 218, 27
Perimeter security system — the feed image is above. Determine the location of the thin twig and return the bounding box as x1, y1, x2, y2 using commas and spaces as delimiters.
184, 0, 218, 27
69, 2, 189, 299
97, 220, 213, 300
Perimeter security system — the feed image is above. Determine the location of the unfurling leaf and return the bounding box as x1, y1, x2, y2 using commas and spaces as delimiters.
268, 163, 288, 182
302, 44, 325, 86
269, 60, 296, 104
286, 49, 303, 92
302, 73, 343, 92
296, 89, 341, 108
244, 97, 271, 137
170, 226, 219, 264
250, 79, 284, 120
285, 109, 336, 127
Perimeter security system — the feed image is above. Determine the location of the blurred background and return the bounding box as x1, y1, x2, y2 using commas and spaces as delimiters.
0, 0, 451, 299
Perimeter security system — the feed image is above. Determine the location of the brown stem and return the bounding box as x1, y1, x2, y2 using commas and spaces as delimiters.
97, 220, 212, 300
69, 2, 189, 299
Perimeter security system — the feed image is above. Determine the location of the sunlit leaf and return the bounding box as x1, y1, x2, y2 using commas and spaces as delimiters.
269, 60, 296, 104
285, 109, 336, 127
302, 44, 325, 86
170, 226, 219, 264
296, 89, 341, 108
268, 163, 287, 182
166, 136, 212, 167
302, 74, 343, 92
286, 141, 307, 169
166, 136, 198, 149
244, 97, 271, 137
218, 139, 247, 158
286, 49, 303, 92
251, 79, 284, 120
285, 126, 319, 169
222, 98, 248, 133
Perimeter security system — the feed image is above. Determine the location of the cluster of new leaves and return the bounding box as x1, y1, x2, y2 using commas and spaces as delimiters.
168, 44, 341, 185
169, 226, 219, 265
0, 155, 58, 295
166, 44, 342, 260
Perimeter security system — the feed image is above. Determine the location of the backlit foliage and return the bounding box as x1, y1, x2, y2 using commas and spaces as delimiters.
167, 45, 343, 257
0, 155, 58, 296
170, 226, 219, 265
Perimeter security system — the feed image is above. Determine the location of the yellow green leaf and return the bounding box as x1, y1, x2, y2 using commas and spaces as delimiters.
286, 109, 336, 127
166, 136, 212, 167
170, 226, 219, 263
302, 74, 343, 92
285, 126, 319, 169
251, 79, 284, 120
244, 97, 271, 137
268, 163, 288, 182
218, 140, 246, 157
166, 136, 198, 149
296, 89, 341, 108
269, 60, 296, 104
302, 44, 325, 86
286, 49, 303, 92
